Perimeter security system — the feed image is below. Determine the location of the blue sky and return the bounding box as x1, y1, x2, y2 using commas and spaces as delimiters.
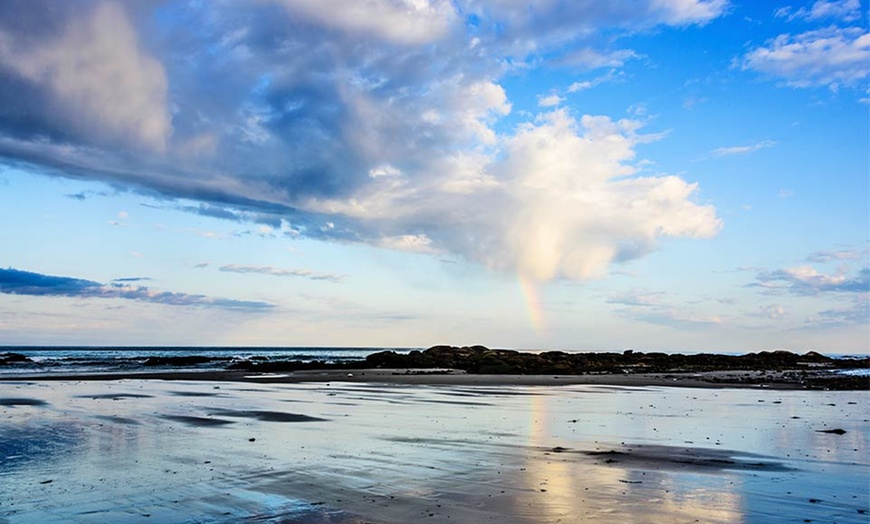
0, 0, 867, 353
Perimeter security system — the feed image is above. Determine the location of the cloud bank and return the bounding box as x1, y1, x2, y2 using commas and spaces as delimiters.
0, 268, 274, 310
0, 0, 729, 281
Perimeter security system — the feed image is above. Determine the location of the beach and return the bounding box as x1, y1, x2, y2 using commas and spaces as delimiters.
1, 372, 868, 523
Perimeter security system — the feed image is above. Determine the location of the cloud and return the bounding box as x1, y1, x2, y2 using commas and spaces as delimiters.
567, 69, 624, 93
568, 81, 594, 93
629, 310, 724, 330
741, 26, 870, 90
378, 234, 438, 254
760, 304, 787, 319
268, 0, 459, 45
0, 2, 170, 152
608, 289, 724, 329
557, 48, 639, 70
308, 109, 721, 280
811, 295, 868, 327
219, 264, 344, 283
463, 0, 726, 58
607, 289, 666, 307
710, 140, 777, 157
775, 0, 862, 23
0, 267, 274, 310
806, 249, 864, 263
682, 95, 707, 109
0, 1, 728, 283
753, 266, 869, 295
538, 94, 565, 107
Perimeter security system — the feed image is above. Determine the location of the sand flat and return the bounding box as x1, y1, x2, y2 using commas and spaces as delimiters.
0, 378, 867, 523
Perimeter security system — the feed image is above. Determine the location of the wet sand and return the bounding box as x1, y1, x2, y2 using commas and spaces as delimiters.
1, 367, 858, 389
1, 376, 868, 523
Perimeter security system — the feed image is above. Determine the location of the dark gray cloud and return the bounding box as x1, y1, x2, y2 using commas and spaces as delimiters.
0, 268, 100, 297
0, 268, 274, 310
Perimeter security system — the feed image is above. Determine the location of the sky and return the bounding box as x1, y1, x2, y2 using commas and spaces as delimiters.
0, 0, 867, 353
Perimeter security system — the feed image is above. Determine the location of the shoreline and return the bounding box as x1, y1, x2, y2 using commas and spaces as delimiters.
2, 367, 866, 390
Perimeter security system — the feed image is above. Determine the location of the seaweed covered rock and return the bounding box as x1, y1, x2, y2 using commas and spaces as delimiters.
360, 346, 866, 383
0, 352, 31, 365
143, 355, 219, 367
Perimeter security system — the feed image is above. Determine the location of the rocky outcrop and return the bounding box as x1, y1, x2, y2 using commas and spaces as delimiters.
363, 346, 868, 388
222, 345, 868, 390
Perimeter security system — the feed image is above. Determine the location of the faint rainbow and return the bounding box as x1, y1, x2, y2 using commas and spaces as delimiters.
518, 274, 546, 333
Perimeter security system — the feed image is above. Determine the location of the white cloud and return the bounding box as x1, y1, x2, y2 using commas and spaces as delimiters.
741, 26, 870, 90
268, 0, 459, 45
568, 81, 593, 92
559, 48, 639, 70
775, 0, 862, 22
761, 304, 787, 319
369, 164, 403, 178
457, 0, 726, 65
568, 69, 625, 93
538, 94, 564, 107
309, 109, 721, 281
710, 139, 777, 157
378, 234, 438, 253
784, 266, 848, 286
650, 0, 730, 25
0, 3, 170, 152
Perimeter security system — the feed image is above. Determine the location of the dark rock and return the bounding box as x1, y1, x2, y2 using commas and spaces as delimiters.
0, 352, 32, 365
817, 428, 847, 435
143, 356, 217, 367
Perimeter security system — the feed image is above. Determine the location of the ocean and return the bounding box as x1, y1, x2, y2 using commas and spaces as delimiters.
0, 347, 414, 376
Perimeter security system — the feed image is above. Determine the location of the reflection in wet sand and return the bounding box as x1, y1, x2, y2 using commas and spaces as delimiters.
0, 380, 866, 523
517, 394, 746, 523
